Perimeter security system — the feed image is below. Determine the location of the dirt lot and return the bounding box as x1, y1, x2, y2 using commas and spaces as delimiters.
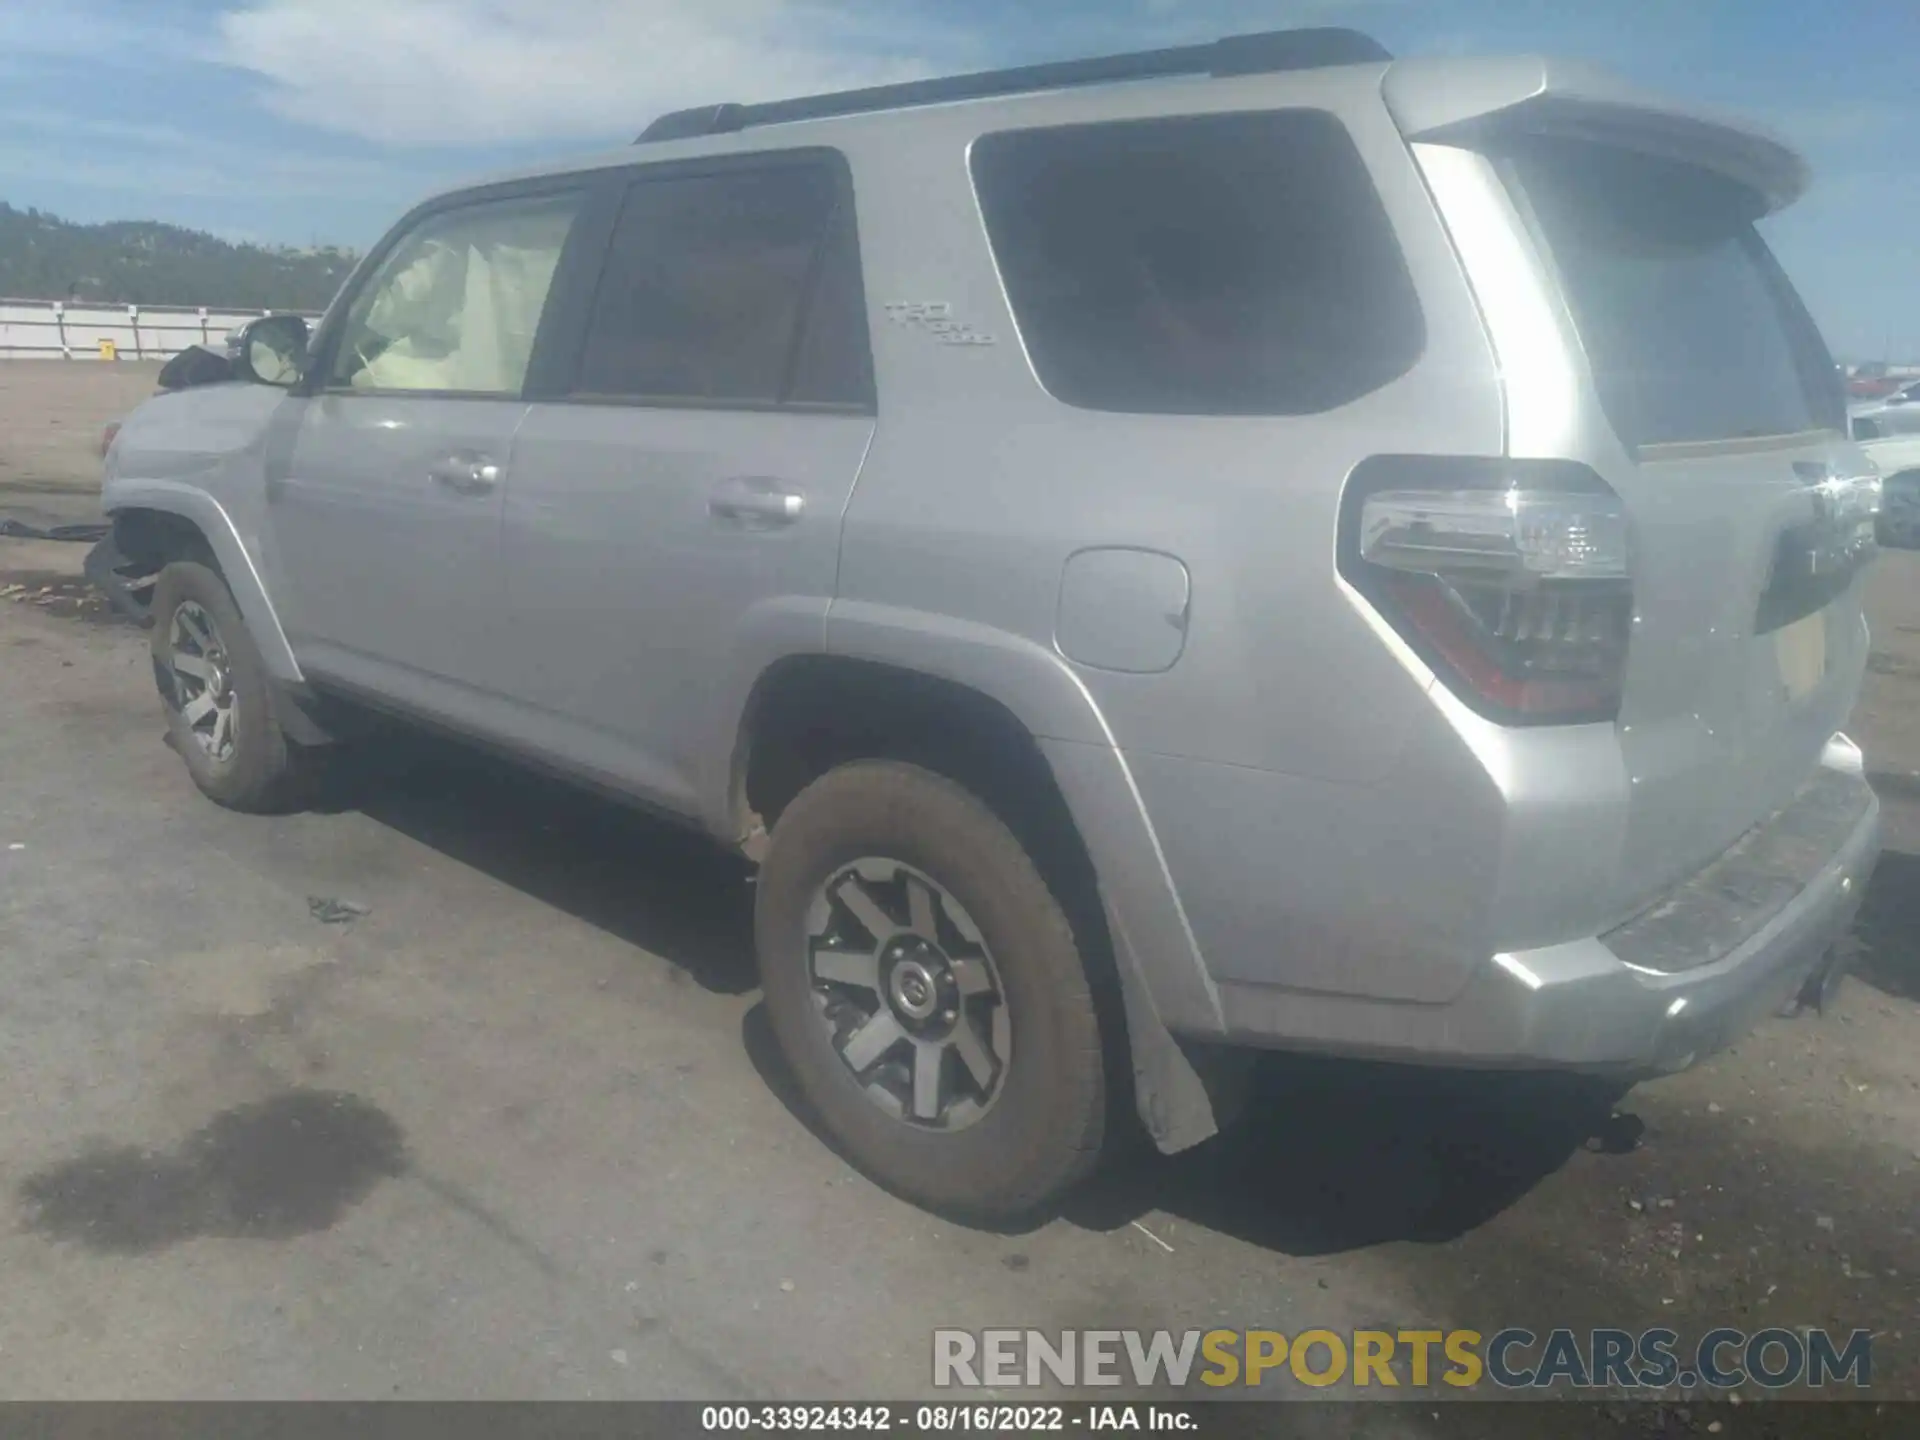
0, 359, 162, 529
2, 368, 1919, 1425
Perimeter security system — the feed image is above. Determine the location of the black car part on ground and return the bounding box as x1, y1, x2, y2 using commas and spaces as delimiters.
81, 531, 156, 625
0, 518, 110, 542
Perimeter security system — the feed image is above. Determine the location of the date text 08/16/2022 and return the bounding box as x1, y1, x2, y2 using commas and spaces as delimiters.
701, 1405, 1194, 1432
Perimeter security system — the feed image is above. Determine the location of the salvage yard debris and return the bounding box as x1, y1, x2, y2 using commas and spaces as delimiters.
307, 897, 371, 925
0, 571, 121, 624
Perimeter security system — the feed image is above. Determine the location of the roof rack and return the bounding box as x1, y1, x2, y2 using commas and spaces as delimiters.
635, 27, 1391, 143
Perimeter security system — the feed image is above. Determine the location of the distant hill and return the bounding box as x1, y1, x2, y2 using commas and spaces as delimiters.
0, 201, 356, 311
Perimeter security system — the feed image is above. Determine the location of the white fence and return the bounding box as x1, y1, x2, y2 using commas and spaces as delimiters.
0, 298, 324, 362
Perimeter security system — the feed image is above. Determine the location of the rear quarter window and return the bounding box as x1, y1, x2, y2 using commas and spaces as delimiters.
970, 110, 1426, 416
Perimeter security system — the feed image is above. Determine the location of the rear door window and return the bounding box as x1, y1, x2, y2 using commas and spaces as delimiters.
1502, 136, 1844, 447
569, 158, 873, 410
970, 110, 1425, 416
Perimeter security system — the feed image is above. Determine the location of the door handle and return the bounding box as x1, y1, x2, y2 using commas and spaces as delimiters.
709, 476, 805, 527
428, 455, 501, 496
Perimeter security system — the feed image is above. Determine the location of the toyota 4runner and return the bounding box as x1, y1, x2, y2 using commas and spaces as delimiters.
90, 27, 1884, 1219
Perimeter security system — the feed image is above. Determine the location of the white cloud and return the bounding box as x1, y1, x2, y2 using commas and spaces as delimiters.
217, 0, 942, 148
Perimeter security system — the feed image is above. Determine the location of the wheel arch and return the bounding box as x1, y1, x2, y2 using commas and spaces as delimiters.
725, 604, 1248, 1155
105, 483, 302, 685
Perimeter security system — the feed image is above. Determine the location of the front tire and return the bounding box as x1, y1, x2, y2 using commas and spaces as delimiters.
755, 760, 1108, 1220
150, 560, 306, 813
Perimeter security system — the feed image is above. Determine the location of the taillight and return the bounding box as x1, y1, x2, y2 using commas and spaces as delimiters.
99, 422, 121, 459
1340, 457, 1632, 725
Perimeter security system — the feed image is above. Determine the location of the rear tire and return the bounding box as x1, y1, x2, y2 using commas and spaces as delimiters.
150, 560, 308, 813
755, 760, 1108, 1220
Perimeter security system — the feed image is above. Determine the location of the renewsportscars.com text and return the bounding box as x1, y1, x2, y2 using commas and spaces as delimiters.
932, 1327, 1873, 1391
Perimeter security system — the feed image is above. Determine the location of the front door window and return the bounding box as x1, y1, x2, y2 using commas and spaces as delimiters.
329, 191, 582, 396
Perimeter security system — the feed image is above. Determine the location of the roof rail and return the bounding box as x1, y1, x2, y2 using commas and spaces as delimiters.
634, 27, 1391, 143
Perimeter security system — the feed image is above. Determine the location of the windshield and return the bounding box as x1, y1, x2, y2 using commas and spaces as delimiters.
1503, 136, 1844, 447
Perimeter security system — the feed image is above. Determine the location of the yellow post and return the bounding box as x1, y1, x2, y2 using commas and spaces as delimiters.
98, 339, 117, 361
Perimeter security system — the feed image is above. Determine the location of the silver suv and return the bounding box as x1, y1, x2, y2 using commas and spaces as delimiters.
91, 28, 1884, 1219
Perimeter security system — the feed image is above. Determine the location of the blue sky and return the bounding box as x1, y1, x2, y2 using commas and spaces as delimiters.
1, 0, 1914, 358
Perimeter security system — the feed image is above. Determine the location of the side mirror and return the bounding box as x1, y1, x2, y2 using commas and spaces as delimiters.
229, 314, 310, 389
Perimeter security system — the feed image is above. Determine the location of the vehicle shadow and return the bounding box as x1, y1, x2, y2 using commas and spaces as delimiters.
1853, 844, 1920, 1001
741, 982, 1640, 1250
1059, 832, 1917, 1257
323, 728, 760, 996
1063, 1057, 1639, 1254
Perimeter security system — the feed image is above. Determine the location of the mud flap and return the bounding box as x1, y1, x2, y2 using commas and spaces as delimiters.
1107, 899, 1254, 1153
268, 682, 348, 748
1780, 939, 1854, 1018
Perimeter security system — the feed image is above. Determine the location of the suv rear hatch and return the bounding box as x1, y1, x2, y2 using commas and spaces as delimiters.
1387, 59, 1878, 922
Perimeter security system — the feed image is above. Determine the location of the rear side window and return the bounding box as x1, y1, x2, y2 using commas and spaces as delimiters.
970, 110, 1425, 416
1503, 137, 1844, 447
571, 159, 873, 409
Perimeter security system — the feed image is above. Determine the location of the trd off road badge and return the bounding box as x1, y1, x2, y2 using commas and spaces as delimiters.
883, 301, 997, 347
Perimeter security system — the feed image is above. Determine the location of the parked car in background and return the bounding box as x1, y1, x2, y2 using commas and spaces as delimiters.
1861, 431, 1920, 548
1848, 373, 1908, 401
1852, 378, 1920, 437
88, 27, 1882, 1219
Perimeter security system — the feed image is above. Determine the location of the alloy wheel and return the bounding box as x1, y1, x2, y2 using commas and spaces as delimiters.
166, 600, 238, 762
805, 857, 1011, 1130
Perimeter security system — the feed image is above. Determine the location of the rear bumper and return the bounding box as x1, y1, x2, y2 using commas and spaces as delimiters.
1213, 760, 1880, 1072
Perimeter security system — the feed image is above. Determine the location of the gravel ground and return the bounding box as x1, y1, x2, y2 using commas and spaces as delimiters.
1, 369, 1918, 1424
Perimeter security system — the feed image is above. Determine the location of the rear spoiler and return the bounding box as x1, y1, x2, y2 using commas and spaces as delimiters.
1382, 56, 1810, 213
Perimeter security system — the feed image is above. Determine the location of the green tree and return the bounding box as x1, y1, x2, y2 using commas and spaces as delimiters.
0, 201, 357, 310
